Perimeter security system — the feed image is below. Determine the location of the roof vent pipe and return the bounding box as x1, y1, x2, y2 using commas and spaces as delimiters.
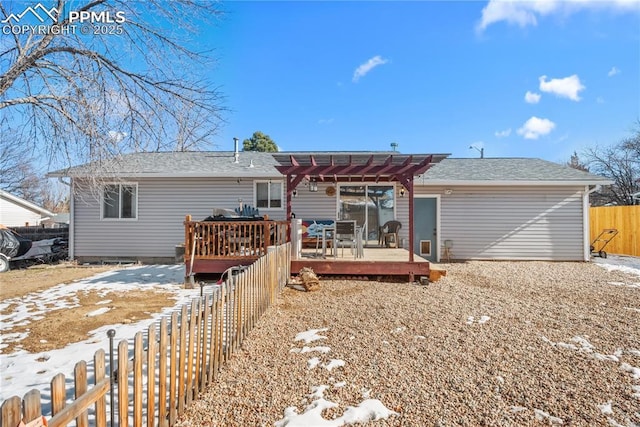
233, 137, 239, 163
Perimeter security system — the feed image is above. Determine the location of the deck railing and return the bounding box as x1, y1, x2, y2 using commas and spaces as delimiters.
0, 243, 291, 427
184, 215, 289, 260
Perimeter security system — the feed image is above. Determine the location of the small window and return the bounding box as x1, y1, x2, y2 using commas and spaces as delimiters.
103, 183, 137, 219
255, 181, 282, 209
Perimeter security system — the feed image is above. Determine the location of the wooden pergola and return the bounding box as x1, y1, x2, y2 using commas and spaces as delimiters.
273, 152, 448, 265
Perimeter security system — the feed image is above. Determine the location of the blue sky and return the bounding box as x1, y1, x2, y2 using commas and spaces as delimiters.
205, 0, 639, 162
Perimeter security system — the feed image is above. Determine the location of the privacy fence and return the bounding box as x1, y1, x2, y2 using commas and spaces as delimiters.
0, 243, 291, 427
9, 225, 69, 242
590, 205, 639, 257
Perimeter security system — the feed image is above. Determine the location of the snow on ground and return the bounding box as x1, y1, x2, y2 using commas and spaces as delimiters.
0, 265, 199, 403
276, 327, 398, 426
541, 334, 640, 426
466, 315, 491, 325
594, 255, 640, 280
3, 256, 640, 423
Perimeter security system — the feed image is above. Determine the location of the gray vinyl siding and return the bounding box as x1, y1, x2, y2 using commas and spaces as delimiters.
416, 185, 586, 261
73, 177, 285, 260
395, 195, 410, 247
290, 182, 338, 222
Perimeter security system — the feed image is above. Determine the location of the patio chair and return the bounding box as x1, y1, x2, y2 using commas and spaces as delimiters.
334, 220, 357, 259
380, 220, 402, 248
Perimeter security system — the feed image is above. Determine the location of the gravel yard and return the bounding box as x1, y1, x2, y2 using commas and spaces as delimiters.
177, 260, 640, 427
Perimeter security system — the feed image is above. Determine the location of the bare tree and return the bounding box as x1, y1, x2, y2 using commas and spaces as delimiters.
584, 127, 640, 206
0, 0, 225, 175
0, 138, 68, 210
0, 138, 40, 196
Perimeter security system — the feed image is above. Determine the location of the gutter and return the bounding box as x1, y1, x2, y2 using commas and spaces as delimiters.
58, 177, 73, 259
583, 185, 600, 261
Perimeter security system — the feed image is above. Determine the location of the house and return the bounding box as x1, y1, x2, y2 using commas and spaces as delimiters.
0, 190, 55, 227
47, 151, 610, 265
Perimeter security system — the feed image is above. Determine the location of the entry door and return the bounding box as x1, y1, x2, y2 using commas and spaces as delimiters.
414, 197, 437, 262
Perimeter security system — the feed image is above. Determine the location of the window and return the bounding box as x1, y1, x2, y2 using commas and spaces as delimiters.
103, 183, 137, 219
255, 181, 282, 209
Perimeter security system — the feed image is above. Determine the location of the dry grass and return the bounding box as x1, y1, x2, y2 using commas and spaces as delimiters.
1, 262, 181, 353
0, 263, 114, 299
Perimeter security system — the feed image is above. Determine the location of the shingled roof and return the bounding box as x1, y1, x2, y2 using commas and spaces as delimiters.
48, 151, 281, 178
48, 152, 611, 185
419, 158, 611, 185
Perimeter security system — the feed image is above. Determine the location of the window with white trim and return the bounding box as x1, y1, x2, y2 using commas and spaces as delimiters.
103, 183, 137, 219
255, 181, 282, 209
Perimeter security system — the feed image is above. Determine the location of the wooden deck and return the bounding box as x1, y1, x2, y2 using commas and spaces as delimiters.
291, 247, 430, 280
183, 217, 429, 281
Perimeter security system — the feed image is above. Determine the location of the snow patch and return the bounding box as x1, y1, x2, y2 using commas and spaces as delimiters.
86, 307, 111, 317
598, 402, 613, 415
295, 328, 329, 344
533, 408, 564, 425
467, 315, 490, 325
323, 359, 345, 372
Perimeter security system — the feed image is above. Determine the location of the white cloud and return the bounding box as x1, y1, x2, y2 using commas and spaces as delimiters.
539, 75, 585, 101
524, 91, 541, 104
352, 55, 388, 83
476, 0, 639, 32
608, 66, 620, 77
495, 128, 512, 138
517, 116, 556, 140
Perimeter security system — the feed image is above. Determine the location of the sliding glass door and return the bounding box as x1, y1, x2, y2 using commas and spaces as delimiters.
338, 185, 395, 246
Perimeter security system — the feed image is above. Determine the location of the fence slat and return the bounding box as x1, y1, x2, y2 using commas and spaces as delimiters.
23, 390, 41, 425
200, 294, 211, 390
94, 350, 107, 427
147, 325, 157, 427
1, 396, 22, 427
118, 339, 129, 427
186, 300, 197, 406
177, 305, 187, 415
158, 318, 168, 427
193, 299, 202, 397
74, 361, 89, 427
50, 374, 66, 416
169, 312, 179, 425
133, 332, 143, 427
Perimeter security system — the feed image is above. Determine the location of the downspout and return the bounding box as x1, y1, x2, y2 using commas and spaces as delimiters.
58, 177, 74, 260
583, 185, 600, 261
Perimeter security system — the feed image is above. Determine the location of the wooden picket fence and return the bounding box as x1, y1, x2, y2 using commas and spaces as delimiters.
0, 243, 291, 427
590, 205, 639, 257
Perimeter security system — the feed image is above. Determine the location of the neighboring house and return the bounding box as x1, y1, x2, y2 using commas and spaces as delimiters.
47, 151, 610, 264
0, 190, 55, 227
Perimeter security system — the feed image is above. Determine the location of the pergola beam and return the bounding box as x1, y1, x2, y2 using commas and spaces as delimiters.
274, 152, 447, 269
